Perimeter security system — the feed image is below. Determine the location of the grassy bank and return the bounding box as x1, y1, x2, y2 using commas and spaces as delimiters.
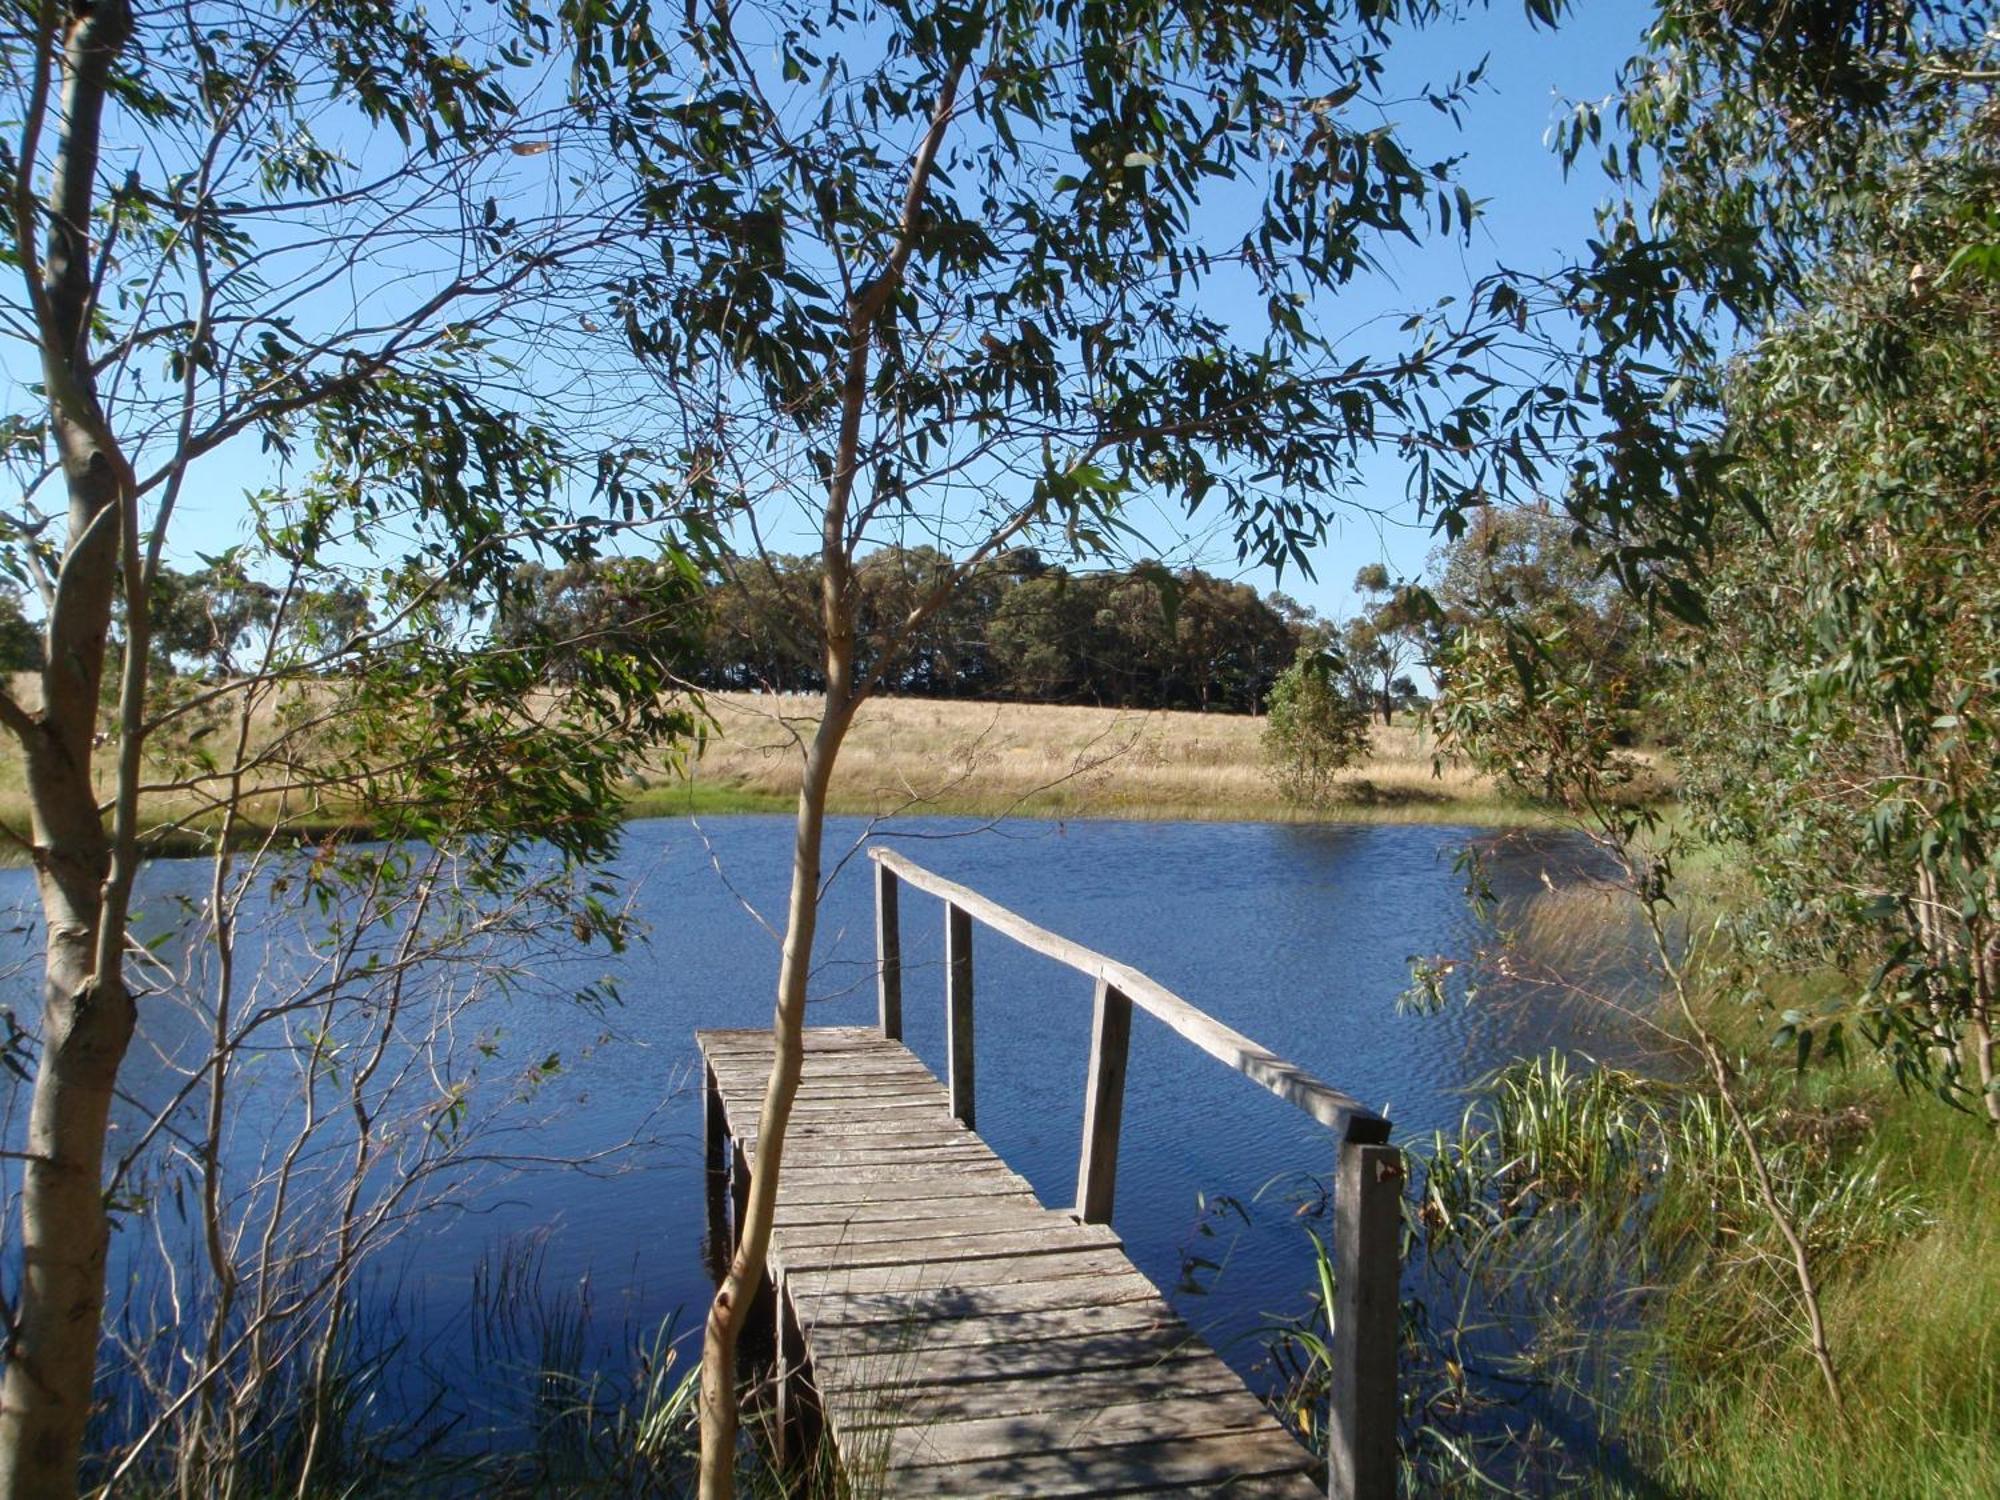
1629, 983, 2000, 1500
631, 691, 1539, 826
1403, 873, 2000, 1498
2, 683, 1549, 865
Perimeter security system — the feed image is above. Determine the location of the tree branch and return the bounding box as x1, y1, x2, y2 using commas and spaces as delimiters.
0, 683, 33, 744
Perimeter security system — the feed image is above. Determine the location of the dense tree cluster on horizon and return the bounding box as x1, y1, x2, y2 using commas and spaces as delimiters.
504, 547, 1323, 713
117, 528, 1633, 725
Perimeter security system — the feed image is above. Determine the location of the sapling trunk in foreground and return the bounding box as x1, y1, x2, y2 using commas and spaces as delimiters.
695, 681, 857, 1493
693, 52, 962, 1496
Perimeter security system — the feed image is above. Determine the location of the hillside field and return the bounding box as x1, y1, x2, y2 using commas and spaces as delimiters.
631, 691, 1526, 824
0, 676, 1546, 857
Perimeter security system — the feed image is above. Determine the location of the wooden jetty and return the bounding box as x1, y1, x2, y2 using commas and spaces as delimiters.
699, 849, 1403, 1499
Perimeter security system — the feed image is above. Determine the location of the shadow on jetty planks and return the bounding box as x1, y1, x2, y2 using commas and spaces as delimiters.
698, 1025, 1322, 1498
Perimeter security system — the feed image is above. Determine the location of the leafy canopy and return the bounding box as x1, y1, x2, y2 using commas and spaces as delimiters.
570, 0, 1570, 598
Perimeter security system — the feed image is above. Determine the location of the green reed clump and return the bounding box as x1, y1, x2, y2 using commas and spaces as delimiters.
1343, 1046, 1935, 1496
1635, 1077, 2000, 1500
92, 1233, 718, 1499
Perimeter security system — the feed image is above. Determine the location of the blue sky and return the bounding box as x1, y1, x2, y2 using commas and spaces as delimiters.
125, 0, 1656, 631
1237, 0, 1654, 623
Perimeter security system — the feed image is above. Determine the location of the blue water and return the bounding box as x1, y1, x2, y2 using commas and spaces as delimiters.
0, 815, 1642, 1437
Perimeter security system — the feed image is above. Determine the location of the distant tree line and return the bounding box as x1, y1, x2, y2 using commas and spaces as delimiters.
0, 564, 377, 681
499, 547, 1336, 714
7, 530, 1638, 734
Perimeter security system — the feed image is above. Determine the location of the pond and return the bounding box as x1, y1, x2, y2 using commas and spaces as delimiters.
0, 814, 1649, 1452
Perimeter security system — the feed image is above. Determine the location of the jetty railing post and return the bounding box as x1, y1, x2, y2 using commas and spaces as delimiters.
701, 1064, 729, 1282
1074, 979, 1132, 1225
945, 901, 975, 1128
774, 1274, 820, 1472
1328, 1132, 1403, 1500
876, 860, 902, 1040
730, 1140, 774, 1363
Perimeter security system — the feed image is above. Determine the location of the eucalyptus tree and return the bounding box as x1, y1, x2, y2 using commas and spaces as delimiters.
1539, 2, 1999, 1117
1673, 149, 2000, 1125
0, 2, 698, 1492
1424, 0, 2000, 1440
575, 0, 1571, 1487
1265, 644, 1372, 807
1548, 0, 1996, 593
1344, 563, 1428, 724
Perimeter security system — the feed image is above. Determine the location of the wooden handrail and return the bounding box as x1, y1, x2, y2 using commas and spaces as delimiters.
867, 844, 1402, 1500
869, 847, 1389, 1145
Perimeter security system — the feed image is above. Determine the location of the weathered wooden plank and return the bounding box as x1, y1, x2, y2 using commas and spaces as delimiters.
775, 1217, 1113, 1254
716, 1085, 941, 1111
736, 1120, 984, 1152
758, 1160, 1027, 1188
797, 1283, 1168, 1342
1075, 978, 1132, 1225
770, 1183, 1041, 1213
759, 1184, 1039, 1214
876, 1389, 1284, 1469
751, 1146, 995, 1174
744, 1111, 956, 1136
738, 1130, 985, 1160
789, 1247, 1137, 1299
811, 1320, 1210, 1395
701, 1041, 926, 1063
793, 1275, 1158, 1331
788, 1248, 1136, 1296
714, 1075, 941, 1102
774, 1237, 1120, 1281
741, 1147, 1020, 1178
705, 1073, 942, 1103
808, 1299, 1176, 1363
771, 1211, 1065, 1246
875, 1428, 1320, 1498
774, 1217, 1117, 1261
700, 1048, 896, 1072
946, 901, 975, 1128
701, 1048, 934, 1076
753, 1124, 981, 1150
829, 1352, 1240, 1429
739, 1114, 976, 1140
700, 1024, 881, 1045
768, 1184, 1048, 1224
763, 1180, 1036, 1209
770, 1101, 950, 1120
704, 1064, 936, 1088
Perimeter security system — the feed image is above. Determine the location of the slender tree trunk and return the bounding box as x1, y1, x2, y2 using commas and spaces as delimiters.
693, 56, 962, 1498
3, 525, 137, 1496
0, 775, 132, 1500
695, 687, 857, 1494
0, 6, 143, 1495
1642, 904, 1846, 1425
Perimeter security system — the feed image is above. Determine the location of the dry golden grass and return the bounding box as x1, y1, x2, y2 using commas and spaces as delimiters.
634, 691, 1526, 825
1, 670, 386, 855
1, 672, 1540, 859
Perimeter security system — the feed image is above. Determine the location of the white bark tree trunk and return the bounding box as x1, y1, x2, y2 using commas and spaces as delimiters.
0, 5, 145, 1494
